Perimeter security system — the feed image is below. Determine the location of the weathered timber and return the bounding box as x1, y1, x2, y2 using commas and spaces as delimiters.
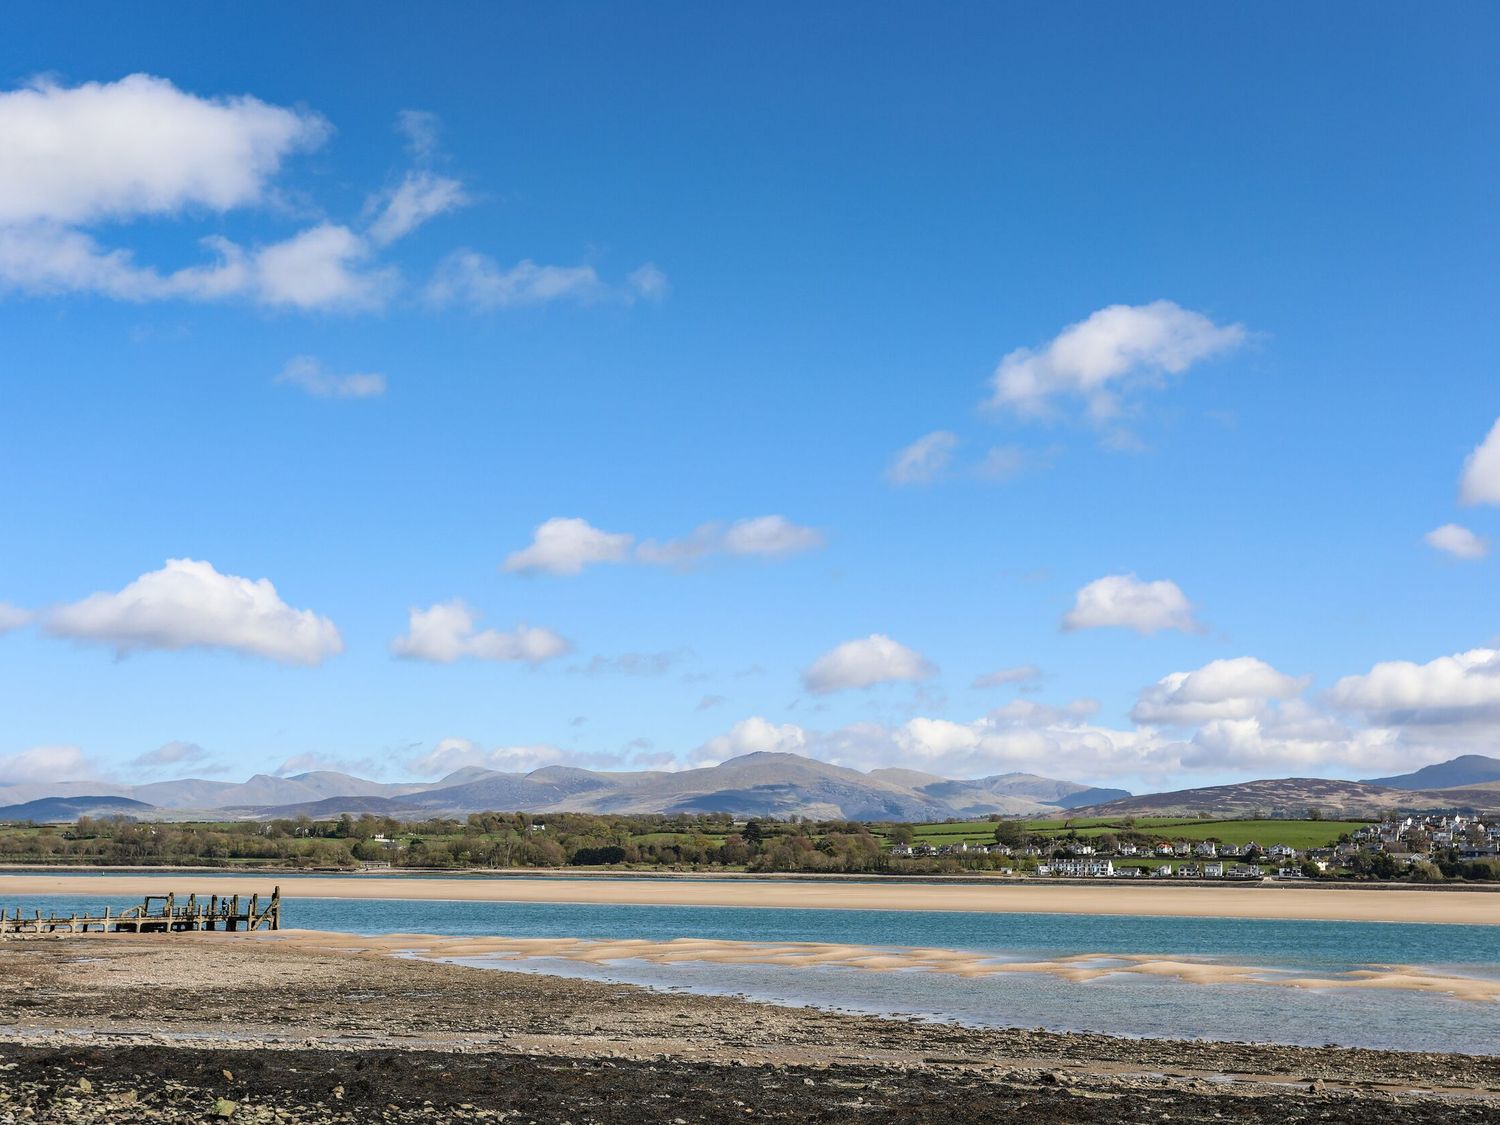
0, 886, 280, 935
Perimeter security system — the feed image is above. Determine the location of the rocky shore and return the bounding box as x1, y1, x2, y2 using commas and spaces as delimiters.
1, 935, 1497, 1123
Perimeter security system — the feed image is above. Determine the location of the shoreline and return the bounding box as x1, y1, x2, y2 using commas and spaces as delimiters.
259, 927, 1500, 1004
0, 935, 1496, 1123
2, 871, 1497, 924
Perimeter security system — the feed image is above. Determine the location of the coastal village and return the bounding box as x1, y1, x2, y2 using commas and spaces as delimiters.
889, 813, 1500, 879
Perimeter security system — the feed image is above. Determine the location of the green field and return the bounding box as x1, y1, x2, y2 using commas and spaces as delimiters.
897, 817, 1369, 850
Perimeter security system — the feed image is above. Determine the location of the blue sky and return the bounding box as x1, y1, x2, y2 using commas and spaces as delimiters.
2, 4, 1498, 793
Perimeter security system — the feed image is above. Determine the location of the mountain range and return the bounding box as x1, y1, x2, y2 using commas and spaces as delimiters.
0, 752, 1129, 823
2, 752, 1497, 824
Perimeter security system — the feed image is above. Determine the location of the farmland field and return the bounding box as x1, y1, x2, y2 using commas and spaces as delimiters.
897, 817, 1370, 851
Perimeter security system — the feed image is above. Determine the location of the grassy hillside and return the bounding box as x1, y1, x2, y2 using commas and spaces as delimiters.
900, 817, 1370, 850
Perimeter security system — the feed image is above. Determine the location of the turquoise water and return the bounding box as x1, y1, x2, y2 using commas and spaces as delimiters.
12, 889, 1500, 1053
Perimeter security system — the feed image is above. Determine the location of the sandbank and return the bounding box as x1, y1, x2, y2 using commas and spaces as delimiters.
1, 872, 1497, 924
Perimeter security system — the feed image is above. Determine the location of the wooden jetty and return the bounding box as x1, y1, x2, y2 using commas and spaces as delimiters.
0, 887, 280, 935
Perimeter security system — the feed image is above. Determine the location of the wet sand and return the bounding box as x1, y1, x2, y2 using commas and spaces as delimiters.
0, 935, 1497, 1123
260, 928, 1500, 1003
3, 871, 1498, 924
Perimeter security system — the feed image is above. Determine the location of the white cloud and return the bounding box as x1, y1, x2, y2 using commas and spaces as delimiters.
1459, 417, 1500, 506
427, 252, 606, 309
504, 518, 635, 576
971, 664, 1041, 690
1063, 574, 1201, 635
0, 602, 30, 634
1329, 648, 1500, 726
0, 74, 325, 226
252, 223, 395, 310
692, 717, 807, 767
368, 172, 468, 247
130, 740, 213, 772
1132, 657, 1309, 726
44, 558, 342, 665
0, 76, 400, 311
816, 703, 1165, 783
1177, 714, 1403, 773
637, 516, 824, 566
1424, 523, 1489, 560
987, 300, 1246, 422
0, 745, 95, 784
513, 515, 823, 574
0, 220, 395, 310
391, 601, 570, 664
720, 515, 824, 557
275, 355, 387, 399
803, 634, 936, 694
886, 431, 958, 485
427, 250, 667, 311
410, 736, 565, 777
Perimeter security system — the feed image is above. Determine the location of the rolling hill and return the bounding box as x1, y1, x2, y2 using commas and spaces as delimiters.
1069, 772, 1500, 819
1363, 755, 1500, 791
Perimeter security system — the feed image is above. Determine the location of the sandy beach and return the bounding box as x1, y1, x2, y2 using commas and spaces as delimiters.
3, 871, 1497, 924
0, 934, 1496, 1123
263, 928, 1500, 1003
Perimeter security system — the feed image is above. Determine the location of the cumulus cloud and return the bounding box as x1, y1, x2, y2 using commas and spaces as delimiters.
692, 717, 807, 767
1459, 417, 1500, 506
275, 355, 386, 399
803, 634, 936, 694
409, 736, 565, 777
886, 431, 959, 485
0, 79, 650, 320
391, 601, 570, 664
0, 220, 396, 310
504, 518, 635, 576
0, 745, 95, 784
0, 602, 30, 634
814, 702, 1165, 782
367, 171, 468, 246
0, 75, 411, 311
987, 300, 1246, 422
1329, 648, 1500, 726
1062, 574, 1201, 635
251, 222, 395, 310
511, 515, 823, 574
1131, 657, 1309, 726
970, 664, 1042, 690
720, 515, 825, 558
44, 558, 343, 665
1424, 523, 1489, 560
0, 74, 325, 226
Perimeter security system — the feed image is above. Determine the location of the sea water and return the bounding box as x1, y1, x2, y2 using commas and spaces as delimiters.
12, 888, 1500, 1054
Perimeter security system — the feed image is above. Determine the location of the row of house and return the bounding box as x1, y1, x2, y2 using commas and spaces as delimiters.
1037, 858, 1265, 879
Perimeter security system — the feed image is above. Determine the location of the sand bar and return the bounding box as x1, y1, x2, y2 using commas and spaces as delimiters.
260, 928, 1500, 1003
2, 872, 1498, 924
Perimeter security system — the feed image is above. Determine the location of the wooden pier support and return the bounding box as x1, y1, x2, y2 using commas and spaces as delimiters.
0, 886, 281, 936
